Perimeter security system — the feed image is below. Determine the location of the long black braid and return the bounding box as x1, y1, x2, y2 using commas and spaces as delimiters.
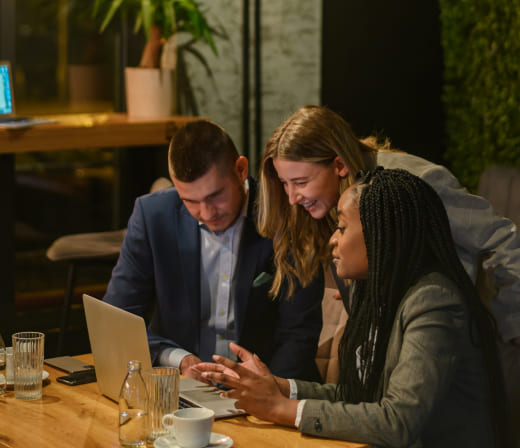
336, 168, 507, 446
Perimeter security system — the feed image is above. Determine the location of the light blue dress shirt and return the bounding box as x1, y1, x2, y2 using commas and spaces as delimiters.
160, 182, 249, 368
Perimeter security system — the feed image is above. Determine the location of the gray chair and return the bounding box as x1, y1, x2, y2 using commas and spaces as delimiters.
46, 177, 173, 354
476, 165, 520, 306
477, 165, 520, 447
477, 165, 520, 227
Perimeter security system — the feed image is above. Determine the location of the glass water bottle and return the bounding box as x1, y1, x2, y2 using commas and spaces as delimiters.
119, 360, 149, 447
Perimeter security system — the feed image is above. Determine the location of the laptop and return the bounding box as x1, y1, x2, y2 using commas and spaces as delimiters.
82, 294, 245, 419
0, 61, 56, 128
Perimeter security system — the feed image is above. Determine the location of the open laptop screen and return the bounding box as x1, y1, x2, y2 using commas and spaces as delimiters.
0, 61, 56, 127
82, 294, 245, 418
0, 62, 14, 116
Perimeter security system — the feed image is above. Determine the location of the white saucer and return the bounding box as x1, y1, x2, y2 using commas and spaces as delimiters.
154, 432, 233, 448
6, 370, 49, 386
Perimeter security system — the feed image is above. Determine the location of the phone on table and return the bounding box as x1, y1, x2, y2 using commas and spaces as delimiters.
44, 356, 94, 373
57, 369, 97, 386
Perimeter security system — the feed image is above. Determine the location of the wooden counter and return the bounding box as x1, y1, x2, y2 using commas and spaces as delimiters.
0, 354, 368, 448
0, 113, 194, 153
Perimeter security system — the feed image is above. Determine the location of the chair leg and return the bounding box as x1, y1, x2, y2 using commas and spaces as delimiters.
57, 262, 76, 355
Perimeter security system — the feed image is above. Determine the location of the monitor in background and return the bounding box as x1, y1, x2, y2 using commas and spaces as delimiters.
0, 60, 56, 128
0, 62, 15, 116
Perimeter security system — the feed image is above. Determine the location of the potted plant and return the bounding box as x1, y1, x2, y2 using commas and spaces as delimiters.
92, 0, 219, 117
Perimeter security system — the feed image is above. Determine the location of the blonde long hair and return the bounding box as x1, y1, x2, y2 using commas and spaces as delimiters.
258, 105, 388, 297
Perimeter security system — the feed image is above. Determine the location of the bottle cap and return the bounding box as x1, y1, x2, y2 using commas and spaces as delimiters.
127, 360, 142, 370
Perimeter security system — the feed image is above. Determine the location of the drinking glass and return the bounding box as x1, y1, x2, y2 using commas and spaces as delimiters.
12, 332, 45, 400
143, 367, 179, 442
0, 333, 5, 395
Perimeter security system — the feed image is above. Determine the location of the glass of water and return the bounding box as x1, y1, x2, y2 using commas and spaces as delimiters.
143, 367, 180, 442
12, 332, 45, 400
0, 333, 6, 395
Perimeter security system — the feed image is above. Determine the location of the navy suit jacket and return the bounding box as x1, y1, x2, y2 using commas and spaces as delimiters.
104, 177, 323, 381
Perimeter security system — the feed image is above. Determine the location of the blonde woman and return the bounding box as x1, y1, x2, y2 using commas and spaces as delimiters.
258, 105, 520, 350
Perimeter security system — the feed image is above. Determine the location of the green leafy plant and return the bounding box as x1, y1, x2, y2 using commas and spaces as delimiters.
92, 0, 220, 68
439, 0, 520, 191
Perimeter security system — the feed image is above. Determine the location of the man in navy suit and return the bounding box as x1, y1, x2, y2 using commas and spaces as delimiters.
104, 119, 323, 382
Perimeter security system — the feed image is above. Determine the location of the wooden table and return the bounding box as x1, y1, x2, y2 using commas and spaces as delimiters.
0, 113, 194, 154
0, 354, 368, 448
0, 113, 196, 337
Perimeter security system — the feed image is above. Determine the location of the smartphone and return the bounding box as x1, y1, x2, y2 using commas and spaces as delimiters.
45, 356, 94, 373
57, 369, 97, 386
211, 381, 231, 391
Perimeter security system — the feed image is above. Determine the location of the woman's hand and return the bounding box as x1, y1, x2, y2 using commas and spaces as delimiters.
195, 344, 298, 426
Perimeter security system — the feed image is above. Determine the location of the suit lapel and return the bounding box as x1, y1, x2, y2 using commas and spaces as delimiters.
234, 218, 265, 339
234, 179, 268, 339
176, 203, 201, 346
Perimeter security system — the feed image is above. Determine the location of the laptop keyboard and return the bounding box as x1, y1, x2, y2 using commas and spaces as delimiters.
0, 117, 30, 123
179, 396, 201, 409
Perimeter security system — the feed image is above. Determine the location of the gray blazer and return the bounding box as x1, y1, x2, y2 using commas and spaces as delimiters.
296, 272, 495, 447
377, 150, 520, 343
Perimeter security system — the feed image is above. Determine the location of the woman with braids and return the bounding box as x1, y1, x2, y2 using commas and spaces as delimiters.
196, 168, 508, 447
257, 105, 520, 352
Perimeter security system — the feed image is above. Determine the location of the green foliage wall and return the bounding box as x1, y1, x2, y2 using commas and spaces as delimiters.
439, 0, 520, 191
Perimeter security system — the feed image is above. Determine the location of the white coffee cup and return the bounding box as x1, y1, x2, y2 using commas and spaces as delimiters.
162, 407, 215, 448
5, 347, 13, 383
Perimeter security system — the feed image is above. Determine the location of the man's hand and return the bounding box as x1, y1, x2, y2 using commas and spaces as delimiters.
180, 354, 205, 381
182, 343, 271, 383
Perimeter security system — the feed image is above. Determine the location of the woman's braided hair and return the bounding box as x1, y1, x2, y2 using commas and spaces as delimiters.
336, 168, 507, 445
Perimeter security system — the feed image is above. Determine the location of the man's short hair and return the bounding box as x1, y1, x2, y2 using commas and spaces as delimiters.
169, 119, 239, 182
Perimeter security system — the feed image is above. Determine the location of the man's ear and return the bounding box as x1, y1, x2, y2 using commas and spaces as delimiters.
334, 156, 349, 178
235, 156, 249, 182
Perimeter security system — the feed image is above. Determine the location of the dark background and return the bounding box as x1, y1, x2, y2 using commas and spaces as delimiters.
321, 0, 444, 164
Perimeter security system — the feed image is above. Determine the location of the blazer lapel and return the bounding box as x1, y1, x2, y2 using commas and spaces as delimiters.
176, 204, 201, 346
234, 218, 266, 339
234, 179, 269, 339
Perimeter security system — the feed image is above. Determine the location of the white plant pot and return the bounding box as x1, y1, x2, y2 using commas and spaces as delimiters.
125, 67, 177, 118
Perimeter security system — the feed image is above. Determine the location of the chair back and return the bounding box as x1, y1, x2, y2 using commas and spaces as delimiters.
477, 165, 520, 447
478, 165, 520, 226
150, 177, 173, 193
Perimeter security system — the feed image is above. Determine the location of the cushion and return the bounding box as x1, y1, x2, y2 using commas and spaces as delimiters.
46, 229, 126, 261
478, 165, 520, 227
